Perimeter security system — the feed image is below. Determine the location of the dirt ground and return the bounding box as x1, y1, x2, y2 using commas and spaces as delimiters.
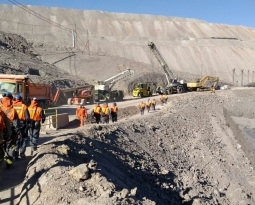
0, 88, 251, 205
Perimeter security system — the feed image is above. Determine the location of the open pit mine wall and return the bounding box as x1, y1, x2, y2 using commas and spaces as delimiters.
1, 4, 255, 84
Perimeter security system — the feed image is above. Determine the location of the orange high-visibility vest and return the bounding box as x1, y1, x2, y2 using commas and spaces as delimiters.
111, 106, 118, 113
140, 103, 145, 109
101, 106, 109, 115
1, 106, 16, 122
28, 106, 42, 121
93, 106, 101, 114
146, 101, 151, 106
13, 104, 27, 121
152, 100, 156, 105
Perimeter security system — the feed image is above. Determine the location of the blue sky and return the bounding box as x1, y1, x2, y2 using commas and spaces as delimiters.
1, 0, 255, 28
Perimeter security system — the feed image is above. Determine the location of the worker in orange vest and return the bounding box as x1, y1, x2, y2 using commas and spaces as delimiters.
27, 98, 46, 155
160, 94, 165, 106
0, 92, 21, 167
101, 102, 110, 124
76, 105, 82, 117
151, 99, 156, 111
92, 103, 101, 124
139, 101, 146, 115
146, 99, 151, 113
110, 102, 118, 123
77, 106, 88, 126
13, 94, 30, 158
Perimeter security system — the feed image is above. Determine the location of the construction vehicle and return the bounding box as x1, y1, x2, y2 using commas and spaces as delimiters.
132, 83, 152, 97
93, 69, 135, 102
0, 74, 53, 108
187, 76, 219, 91
148, 42, 187, 94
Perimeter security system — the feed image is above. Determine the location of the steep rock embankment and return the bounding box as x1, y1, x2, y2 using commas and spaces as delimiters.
0, 5, 255, 84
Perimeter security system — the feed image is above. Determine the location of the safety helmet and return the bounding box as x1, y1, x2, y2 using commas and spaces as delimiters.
32, 97, 38, 101
15, 94, 22, 100
113, 102, 116, 105
79, 105, 82, 108
2, 92, 13, 98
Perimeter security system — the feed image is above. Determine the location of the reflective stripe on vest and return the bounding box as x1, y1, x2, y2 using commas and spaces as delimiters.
13, 104, 26, 120
28, 107, 42, 121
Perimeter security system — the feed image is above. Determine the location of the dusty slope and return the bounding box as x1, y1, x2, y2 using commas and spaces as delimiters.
0, 31, 86, 90
17, 89, 255, 205
0, 5, 255, 84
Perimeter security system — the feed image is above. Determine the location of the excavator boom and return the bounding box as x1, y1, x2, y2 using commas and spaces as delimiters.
148, 42, 175, 84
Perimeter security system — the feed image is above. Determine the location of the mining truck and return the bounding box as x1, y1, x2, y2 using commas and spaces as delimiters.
0, 74, 53, 108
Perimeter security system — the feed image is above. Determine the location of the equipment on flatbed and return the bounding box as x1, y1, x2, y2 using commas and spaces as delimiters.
148, 42, 187, 94
0, 74, 52, 108
132, 83, 152, 97
187, 76, 219, 91
94, 69, 135, 102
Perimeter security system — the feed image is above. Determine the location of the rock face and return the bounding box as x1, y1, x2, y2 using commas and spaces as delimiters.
0, 5, 255, 84
18, 88, 255, 205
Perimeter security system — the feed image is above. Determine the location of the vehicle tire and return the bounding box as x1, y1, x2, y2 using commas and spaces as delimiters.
178, 86, 183, 94
138, 93, 143, 98
168, 87, 174, 94
67, 98, 72, 105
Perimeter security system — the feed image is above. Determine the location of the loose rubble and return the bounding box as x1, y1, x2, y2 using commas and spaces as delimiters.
17, 89, 255, 205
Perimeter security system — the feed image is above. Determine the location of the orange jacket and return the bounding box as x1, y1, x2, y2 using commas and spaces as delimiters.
146, 101, 151, 106
139, 103, 145, 109
13, 100, 28, 121
111, 105, 118, 113
163, 95, 168, 99
28, 101, 43, 121
78, 108, 87, 117
152, 99, 156, 105
76, 107, 81, 116
1, 97, 16, 122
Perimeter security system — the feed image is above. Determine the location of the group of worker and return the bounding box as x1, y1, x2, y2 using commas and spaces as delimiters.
0, 92, 45, 183
139, 95, 168, 115
76, 102, 118, 125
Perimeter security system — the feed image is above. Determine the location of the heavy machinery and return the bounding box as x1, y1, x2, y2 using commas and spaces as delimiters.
132, 83, 152, 97
148, 42, 187, 94
0, 74, 53, 108
187, 76, 219, 91
93, 69, 135, 102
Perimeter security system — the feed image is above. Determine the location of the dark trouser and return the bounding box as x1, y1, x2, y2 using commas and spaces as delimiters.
111, 113, 117, 122
6, 127, 18, 161
16, 121, 29, 156
94, 114, 101, 124
29, 122, 41, 151
146, 106, 150, 113
140, 109, 145, 115
152, 104, 156, 110
101, 115, 109, 124
0, 144, 4, 182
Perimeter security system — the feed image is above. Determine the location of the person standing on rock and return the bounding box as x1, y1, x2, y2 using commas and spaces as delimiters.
0, 92, 21, 168
139, 101, 146, 115
101, 102, 110, 124
146, 99, 151, 113
0, 108, 12, 181
110, 102, 118, 123
151, 99, 156, 111
27, 98, 45, 155
13, 94, 30, 158
92, 103, 101, 124
77, 106, 88, 127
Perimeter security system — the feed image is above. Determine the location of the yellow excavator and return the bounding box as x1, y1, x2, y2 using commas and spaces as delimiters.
187, 76, 219, 92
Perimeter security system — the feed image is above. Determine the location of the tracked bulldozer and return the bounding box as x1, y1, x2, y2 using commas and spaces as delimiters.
187, 76, 219, 91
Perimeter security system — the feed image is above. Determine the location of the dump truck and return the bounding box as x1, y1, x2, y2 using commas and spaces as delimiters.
0, 74, 53, 108
187, 76, 219, 91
